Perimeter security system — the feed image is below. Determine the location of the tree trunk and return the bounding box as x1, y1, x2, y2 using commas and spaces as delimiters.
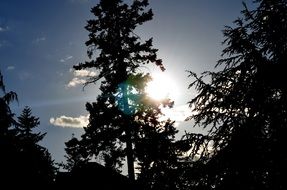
122, 84, 135, 181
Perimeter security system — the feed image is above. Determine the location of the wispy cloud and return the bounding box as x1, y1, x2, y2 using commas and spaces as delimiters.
0, 26, 9, 32
66, 69, 97, 88
50, 115, 89, 128
67, 77, 86, 88
6, 66, 15, 71
73, 69, 96, 77
60, 55, 73, 63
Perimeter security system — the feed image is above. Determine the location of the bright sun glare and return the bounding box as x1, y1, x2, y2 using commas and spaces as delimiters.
145, 72, 178, 101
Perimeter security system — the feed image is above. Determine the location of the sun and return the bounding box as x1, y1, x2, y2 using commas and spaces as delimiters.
145, 72, 178, 101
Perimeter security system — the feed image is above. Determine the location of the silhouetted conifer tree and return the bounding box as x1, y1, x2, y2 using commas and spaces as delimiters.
1, 72, 55, 187
135, 119, 180, 190
0, 71, 18, 133
65, 0, 180, 186
185, 0, 287, 189
16, 106, 56, 185
64, 135, 90, 170
0, 70, 19, 186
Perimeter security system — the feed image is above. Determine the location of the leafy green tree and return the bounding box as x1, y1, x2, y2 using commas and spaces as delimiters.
186, 0, 287, 189
66, 0, 164, 180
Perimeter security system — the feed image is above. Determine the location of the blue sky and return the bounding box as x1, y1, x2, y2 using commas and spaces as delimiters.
0, 0, 251, 164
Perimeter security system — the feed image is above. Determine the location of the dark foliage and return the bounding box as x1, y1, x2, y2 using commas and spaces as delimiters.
66, 0, 180, 187
185, 0, 287, 189
0, 70, 19, 187
0, 71, 56, 187
56, 162, 142, 189
64, 1, 181, 189
16, 106, 56, 185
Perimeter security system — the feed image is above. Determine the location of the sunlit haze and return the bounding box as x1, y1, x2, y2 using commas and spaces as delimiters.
145, 72, 179, 101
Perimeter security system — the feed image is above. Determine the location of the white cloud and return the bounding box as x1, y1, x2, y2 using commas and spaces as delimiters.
66, 69, 97, 88
50, 115, 89, 128
67, 77, 86, 88
7, 66, 15, 70
60, 55, 73, 63
73, 69, 96, 77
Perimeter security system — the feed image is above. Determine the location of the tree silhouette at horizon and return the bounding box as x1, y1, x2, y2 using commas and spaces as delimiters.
63, 1, 179, 187
0, 71, 56, 187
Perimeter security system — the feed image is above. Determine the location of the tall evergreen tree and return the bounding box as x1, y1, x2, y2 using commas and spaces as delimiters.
16, 106, 56, 185
0, 70, 19, 186
0, 70, 18, 134
65, 0, 179, 184
17, 106, 44, 143
1, 72, 55, 186
186, 0, 287, 189
135, 119, 180, 190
